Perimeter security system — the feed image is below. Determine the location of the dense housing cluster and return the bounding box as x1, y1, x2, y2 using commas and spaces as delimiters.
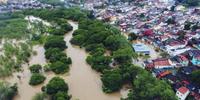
84, 0, 200, 100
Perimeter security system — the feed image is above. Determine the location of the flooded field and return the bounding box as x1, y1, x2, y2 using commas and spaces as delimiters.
3, 21, 124, 100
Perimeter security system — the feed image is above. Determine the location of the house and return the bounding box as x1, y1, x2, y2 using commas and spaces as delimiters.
172, 55, 189, 66
146, 58, 175, 69
157, 70, 171, 78
132, 43, 150, 55
187, 50, 200, 58
176, 87, 190, 100
167, 47, 191, 56
153, 58, 174, 69
143, 29, 154, 36
165, 40, 187, 52
191, 55, 200, 66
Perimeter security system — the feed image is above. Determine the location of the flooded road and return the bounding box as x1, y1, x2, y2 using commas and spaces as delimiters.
65, 21, 121, 100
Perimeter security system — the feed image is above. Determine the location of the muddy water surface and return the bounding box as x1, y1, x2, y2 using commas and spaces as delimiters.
4, 21, 124, 100
65, 21, 121, 100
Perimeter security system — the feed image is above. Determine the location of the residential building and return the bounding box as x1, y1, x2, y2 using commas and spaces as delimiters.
176, 87, 190, 100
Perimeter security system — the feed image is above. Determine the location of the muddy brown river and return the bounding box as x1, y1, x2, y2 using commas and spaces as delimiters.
4, 21, 125, 100
65, 21, 121, 100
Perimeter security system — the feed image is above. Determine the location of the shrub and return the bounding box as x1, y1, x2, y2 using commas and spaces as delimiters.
45, 77, 68, 95
53, 91, 71, 100
50, 61, 69, 74
29, 73, 46, 85
44, 36, 67, 50
29, 64, 42, 73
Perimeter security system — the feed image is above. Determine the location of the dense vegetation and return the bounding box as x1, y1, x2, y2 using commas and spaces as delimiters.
23, 8, 88, 22
0, 17, 28, 39
70, 18, 135, 92
124, 69, 177, 100
0, 81, 18, 100
42, 77, 71, 100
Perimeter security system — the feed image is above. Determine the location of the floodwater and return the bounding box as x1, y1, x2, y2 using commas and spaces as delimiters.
65, 21, 121, 100
5, 45, 48, 100
3, 21, 125, 100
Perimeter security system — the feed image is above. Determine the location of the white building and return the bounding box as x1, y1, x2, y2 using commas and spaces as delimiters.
159, 0, 175, 5
176, 87, 190, 100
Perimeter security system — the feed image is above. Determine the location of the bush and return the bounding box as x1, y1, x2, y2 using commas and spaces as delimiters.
44, 36, 67, 50
29, 73, 46, 86
60, 23, 73, 32
101, 69, 123, 93
43, 64, 51, 72
32, 92, 48, 100
60, 57, 72, 65
29, 64, 42, 73
49, 28, 65, 35
50, 61, 69, 74
0, 82, 18, 100
45, 48, 67, 62
86, 55, 112, 72
45, 77, 68, 95
53, 91, 71, 100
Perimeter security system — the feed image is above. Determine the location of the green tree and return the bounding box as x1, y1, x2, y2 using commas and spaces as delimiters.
29, 64, 42, 73
166, 18, 176, 25
120, 64, 143, 82
101, 69, 123, 93
29, 73, 46, 85
50, 61, 69, 74
45, 48, 67, 63
86, 55, 112, 72
191, 70, 200, 86
32, 92, 48, 100
44, 77, 68, 95
125, 70, 177, 100
53, 91, 71, 100
113, 47, 133, 64
104, 35, 122, 51
128, 33, 138, 41
44, 36, 67, 50
0, 82, 18, 100
184, 22, 192, 30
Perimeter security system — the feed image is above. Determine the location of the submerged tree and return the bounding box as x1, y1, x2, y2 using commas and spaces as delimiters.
0, 82, 18, 100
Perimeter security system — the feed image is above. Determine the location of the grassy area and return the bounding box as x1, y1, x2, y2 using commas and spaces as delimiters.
0, 18, 29, 39
0, 41, 32, 77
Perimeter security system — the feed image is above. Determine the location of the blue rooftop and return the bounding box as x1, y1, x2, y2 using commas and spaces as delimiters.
132, 43, 150, 54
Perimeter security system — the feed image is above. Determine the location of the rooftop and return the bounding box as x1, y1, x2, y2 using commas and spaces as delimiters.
178, 87, 189, 94
132, 43, 150, 52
